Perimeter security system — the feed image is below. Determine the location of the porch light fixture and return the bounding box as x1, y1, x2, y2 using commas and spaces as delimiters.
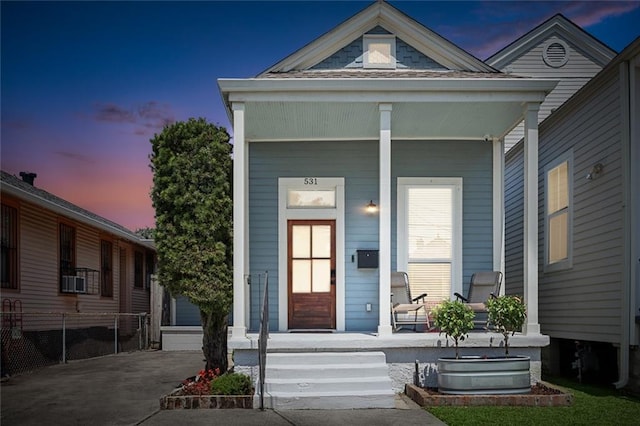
586, 163, 604, 180
366, 200, 378, 214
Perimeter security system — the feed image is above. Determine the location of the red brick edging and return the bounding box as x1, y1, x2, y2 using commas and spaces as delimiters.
160, 389, 253, 409
405, 382, 573, 407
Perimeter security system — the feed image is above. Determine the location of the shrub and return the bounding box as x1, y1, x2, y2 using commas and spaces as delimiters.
210, 372, 253, 395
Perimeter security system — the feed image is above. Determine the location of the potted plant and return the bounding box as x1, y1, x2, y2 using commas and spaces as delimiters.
431, 299, 475, 359
486, 294, 527, 356
433, 296, 531, 395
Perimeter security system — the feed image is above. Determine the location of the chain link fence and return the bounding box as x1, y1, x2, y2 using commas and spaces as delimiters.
1, 311, 149, 376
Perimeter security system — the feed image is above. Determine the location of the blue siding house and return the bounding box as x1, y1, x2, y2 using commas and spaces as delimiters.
165, 1, 558, 405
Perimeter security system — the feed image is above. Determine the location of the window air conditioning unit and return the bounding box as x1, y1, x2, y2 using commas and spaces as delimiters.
62, 275, 86, 293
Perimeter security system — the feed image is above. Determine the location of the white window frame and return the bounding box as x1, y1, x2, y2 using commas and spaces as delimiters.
397, 177, 463, 299
544, 150, 573, 272
363, 35, 396, 69
278, 177, 345, 331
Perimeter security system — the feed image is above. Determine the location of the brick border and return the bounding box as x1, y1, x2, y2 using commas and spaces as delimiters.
160, 389, 253, 409
405, 382, 573, 407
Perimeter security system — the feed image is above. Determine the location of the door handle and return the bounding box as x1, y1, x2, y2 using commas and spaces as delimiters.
330, 269, 336, 285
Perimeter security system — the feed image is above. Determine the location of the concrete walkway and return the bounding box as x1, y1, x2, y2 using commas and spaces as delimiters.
1, 350, 445, 425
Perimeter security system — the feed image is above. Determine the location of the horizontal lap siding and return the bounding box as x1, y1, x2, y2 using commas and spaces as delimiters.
506, 67, 624, 344
250, 140, 493, 331
9, 199, 132, 331
505, 147, 525, 296
249, 141, 379, 331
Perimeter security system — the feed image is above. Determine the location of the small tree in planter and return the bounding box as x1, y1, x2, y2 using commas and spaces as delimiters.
431, 300, 475, 359
486, 295, 527, 356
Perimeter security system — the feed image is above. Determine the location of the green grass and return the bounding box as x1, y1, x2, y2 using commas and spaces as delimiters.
426, 377, 640, 426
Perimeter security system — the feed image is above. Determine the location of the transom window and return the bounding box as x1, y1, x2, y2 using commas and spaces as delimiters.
363, 35, 396, 69
287, 189, 336, 208
545, 151, 573, 271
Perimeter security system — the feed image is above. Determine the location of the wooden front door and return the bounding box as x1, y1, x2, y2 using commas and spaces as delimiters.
288, 220, 336, 329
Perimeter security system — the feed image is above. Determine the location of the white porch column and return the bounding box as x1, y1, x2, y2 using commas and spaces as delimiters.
231, 102, 247, 339
523, 103, 541, 335
378, 103, 393, 336
492, 137, 505, 294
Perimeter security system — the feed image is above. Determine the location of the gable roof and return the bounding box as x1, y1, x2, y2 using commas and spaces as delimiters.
0, 170, 154, 249
486, 14, 615, 69
260, 0, 495, 75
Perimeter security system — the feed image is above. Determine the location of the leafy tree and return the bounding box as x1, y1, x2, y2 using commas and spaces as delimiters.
149, 118, 233, 372
135, 227, 155, 239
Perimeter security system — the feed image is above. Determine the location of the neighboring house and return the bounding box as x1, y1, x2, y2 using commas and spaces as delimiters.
505, 37, 640, 391
0, 170, 156, 330
486, 14, 615, 151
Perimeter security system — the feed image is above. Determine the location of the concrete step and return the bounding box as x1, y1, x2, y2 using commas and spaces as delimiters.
264, 376, 393, 393
265, 362, 384, 380
258, 351, 395, 410
266, 351, 386, 366
259, 391, 396, 410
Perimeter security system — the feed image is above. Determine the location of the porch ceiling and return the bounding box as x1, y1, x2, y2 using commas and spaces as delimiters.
243, 100, 525, 141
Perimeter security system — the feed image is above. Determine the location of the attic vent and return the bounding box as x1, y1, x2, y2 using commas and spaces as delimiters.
543, 40, 569, 68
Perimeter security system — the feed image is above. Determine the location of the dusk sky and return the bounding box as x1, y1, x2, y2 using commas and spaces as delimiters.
2, 1, 639, 231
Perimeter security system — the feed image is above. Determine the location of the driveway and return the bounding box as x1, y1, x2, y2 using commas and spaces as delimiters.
1, 350, 446, 426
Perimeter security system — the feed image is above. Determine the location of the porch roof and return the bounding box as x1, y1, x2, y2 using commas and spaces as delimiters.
218, 77, 557, 142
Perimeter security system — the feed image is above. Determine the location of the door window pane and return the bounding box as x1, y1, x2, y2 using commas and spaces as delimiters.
312, 225, 331, 258
292, 226, 310, 258
312, 259, 331, 292
292, 260, 311, 293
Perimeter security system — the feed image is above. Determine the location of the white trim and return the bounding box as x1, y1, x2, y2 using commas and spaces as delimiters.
231, 103, 247, 339
493, 138, 506, 294
523, 103, 540, 335
278, 178, 345, 331
396, 177, 464, 299
378, 104, 392, 336
543, 150, 574, 273
262, 1, 493, 74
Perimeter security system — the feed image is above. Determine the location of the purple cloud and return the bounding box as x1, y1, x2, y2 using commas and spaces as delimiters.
94, 103, 136, 123
445, 1, 640, 59
93, 101, 175, 134
54, 151, 96, 164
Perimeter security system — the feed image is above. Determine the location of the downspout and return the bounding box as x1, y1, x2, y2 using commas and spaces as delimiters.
614, 60, 632, 389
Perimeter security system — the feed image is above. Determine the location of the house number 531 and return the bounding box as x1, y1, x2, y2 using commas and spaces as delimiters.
304, 178, 318, 185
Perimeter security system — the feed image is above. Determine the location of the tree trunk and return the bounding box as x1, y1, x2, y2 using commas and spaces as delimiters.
200, 310, 229, 373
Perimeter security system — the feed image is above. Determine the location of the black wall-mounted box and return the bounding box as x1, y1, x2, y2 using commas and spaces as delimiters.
356, 249, 379, 269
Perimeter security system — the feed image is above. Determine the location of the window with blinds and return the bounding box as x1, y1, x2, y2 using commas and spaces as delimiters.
399, 181, 460, 302
545, 152, 572, 271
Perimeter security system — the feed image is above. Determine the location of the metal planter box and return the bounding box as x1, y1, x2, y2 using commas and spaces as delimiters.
437, 356, 531, 395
